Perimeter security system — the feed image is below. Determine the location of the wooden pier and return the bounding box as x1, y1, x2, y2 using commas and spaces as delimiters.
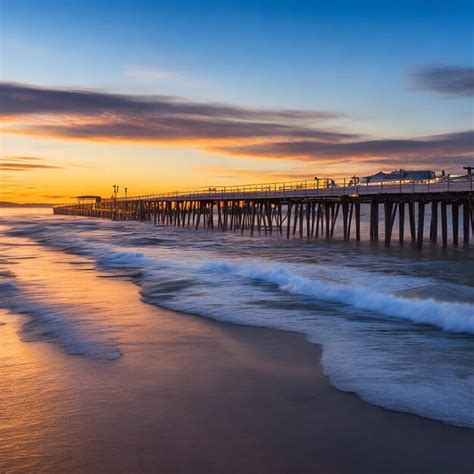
54, 175, 474, 248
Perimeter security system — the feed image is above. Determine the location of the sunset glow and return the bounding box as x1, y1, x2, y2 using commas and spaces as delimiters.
1, 1, 472, 202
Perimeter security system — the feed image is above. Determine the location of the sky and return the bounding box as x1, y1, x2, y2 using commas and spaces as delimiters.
0, 0, 473, 203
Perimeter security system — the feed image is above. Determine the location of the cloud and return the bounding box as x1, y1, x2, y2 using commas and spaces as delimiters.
3, 155, 43, 161
1, 82, 473, 171
0, 156, 62, 171
41, 194, 69, 199
0, 163, 62, 170
12, 119, 354, 143
217, 131, 474, 163
0, 81, 340, 122
411, 66, 474, 97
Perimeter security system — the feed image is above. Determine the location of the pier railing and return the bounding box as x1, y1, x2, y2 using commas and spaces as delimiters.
93, 174, 473, 205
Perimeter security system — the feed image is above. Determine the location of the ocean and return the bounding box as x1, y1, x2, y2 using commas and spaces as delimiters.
1, 208, 473, 430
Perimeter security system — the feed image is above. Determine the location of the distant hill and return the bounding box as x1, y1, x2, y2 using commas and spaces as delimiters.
0, 201, 53, 208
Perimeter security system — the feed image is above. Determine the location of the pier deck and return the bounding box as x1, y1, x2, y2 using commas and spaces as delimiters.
54, 175, 473, 248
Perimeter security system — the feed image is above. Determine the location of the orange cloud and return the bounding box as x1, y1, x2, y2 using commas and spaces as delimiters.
0, 156, 63, 171
1, 81, 473, 172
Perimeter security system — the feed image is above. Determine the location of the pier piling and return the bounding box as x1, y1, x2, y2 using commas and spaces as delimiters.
54, 175, 473, 249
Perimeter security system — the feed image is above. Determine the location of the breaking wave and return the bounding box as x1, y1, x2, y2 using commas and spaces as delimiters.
201, 261, 474, 334
1, 291, 123, 360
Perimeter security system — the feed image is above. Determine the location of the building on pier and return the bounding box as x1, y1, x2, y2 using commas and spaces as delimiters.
364, 169, 435, 183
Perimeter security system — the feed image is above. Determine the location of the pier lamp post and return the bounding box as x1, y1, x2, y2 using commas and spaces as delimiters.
112, 184, 118, 220
314, 176, 320, 190
349, 176, 359, 196
125, 187, 128, 199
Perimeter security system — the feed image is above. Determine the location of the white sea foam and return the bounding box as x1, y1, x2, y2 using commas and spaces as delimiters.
1, 295, 123, 360
23, 229, 474, 335
0, 240, 123, 361
201, 261, 474, 334
97, 250, 152, 268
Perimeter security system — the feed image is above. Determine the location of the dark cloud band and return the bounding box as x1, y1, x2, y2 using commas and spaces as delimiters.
1, 81, 473, 168
411, 66, 474, 97
0, 82, 340, 122
0, 156, 62, 171
219, 131, 474, 160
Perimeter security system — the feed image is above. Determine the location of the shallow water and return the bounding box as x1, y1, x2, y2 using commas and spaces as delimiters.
1, 208, 473, 429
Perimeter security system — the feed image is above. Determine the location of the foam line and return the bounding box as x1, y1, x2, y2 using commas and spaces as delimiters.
202, 261, 474, 334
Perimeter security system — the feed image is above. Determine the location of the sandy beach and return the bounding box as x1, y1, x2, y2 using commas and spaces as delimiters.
1, 212, 473, 473
1, 295, 473, 473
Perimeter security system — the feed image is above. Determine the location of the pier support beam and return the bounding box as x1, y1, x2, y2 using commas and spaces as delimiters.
370, 201, 379, 241
384, 201, 394, 246
463, 200, 470, 244
441, 201, 448, 247
342, 201, 349, 241
325, 203, 331, 239
399, 202, 405, 244
430, 201, 438, 243
286, 202, 292, 239
408, 202, 416, 242
452, 203, 459, 247
417, 201, 425, 249
355, 203, 361, 241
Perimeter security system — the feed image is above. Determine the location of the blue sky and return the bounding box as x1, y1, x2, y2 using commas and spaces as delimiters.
0, 0, 473, 201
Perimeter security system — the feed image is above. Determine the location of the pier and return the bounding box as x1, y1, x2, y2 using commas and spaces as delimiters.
54, 173, 474, 248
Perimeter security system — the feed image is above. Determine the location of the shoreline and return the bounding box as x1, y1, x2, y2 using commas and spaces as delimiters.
2, 303, 474, 473
0, 218, 474, 474
1, 226, 473, 473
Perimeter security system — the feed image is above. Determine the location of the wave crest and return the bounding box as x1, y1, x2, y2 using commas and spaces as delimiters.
202, 261, 474, 334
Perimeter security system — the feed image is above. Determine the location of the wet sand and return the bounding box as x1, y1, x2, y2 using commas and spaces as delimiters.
1, 300, 474, 474
0, 229, 473, 473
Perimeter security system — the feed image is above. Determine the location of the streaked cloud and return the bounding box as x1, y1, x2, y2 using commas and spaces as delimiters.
1, 82, 473, 170
1, 156, 43, 161
0, 82, 340, 123
411, 66, 474, 97
0, 156, 62, 171
11, 120, 353, 143
40, 194, 70, 199
218, 131, 474, 164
